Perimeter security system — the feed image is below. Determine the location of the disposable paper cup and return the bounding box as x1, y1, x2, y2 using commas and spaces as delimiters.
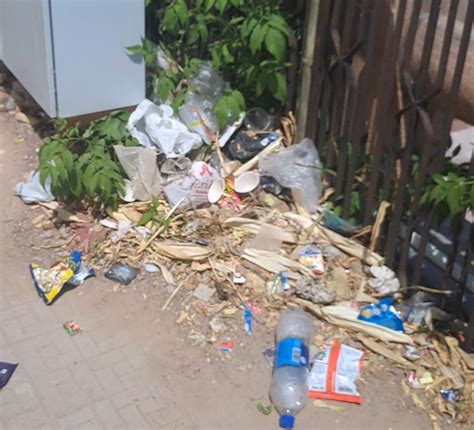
234, 171, 260, 194
208, 178, 225, 203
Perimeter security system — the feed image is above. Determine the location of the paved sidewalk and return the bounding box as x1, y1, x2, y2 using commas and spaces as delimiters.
0, 285, 174, 429
0, 113, 172, 429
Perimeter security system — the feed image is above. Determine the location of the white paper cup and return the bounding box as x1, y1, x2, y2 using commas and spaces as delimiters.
208, 178, 225, 203
234, 171, 260, 194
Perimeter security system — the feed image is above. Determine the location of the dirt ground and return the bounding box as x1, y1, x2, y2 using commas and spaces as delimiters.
0, 107, 433, 429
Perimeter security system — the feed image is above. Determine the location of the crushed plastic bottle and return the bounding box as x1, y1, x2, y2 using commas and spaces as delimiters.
270, 309, 313, 429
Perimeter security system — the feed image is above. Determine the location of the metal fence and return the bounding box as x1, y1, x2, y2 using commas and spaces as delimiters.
301, 0, 473, 297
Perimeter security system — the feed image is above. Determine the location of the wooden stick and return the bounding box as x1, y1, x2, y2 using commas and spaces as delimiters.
397, 285, 453, 295
161, 273, 193, 311
208, 258, 221, 281
369, 201, 390, 250
349, 225, 372, 240
213, 137, 228, 177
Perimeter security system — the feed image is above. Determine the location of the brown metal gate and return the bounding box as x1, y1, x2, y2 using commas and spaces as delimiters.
301, 0, 473, 295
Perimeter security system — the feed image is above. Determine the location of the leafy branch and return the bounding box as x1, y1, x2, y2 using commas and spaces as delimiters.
38, 112, 138, 210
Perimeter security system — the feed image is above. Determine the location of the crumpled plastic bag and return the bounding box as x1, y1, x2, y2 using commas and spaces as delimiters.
127, 99, 202, 158
160, 157, 192, 177
295, 276, 336, 305
259, 138, 322, 213
164, 161, 219, 209
114, 145, 162, 201
368, 265, 400, 295
14, 171, 54, 204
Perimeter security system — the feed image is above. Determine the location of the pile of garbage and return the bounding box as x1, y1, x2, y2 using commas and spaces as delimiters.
13, 64, 474, 428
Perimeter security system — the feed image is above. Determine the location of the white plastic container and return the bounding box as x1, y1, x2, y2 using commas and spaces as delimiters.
270, 309, 313, 429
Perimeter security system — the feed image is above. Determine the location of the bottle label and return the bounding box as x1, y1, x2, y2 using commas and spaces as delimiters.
275, 338, 309, 368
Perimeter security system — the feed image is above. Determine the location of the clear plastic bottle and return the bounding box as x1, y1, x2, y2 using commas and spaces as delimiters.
270, 309, 313, 429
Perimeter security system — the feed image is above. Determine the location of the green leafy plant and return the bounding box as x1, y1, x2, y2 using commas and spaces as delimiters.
128, 0, 296, 128
421, 168, 473, 222
138, 195, 161, 226
138, 195, 173, 230
38, 111, 138, 210
330, 191, 363, 226
213, 89, 246, 129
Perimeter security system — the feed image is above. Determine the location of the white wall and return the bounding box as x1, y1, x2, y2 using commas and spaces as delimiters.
0, 0, 56, 113
0, 3, 3, 60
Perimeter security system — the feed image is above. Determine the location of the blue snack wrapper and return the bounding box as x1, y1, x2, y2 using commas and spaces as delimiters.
358, 297, 405, 332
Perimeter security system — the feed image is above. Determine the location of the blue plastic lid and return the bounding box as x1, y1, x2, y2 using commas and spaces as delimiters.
70, 251, 82, 265
279, 415, 295, 429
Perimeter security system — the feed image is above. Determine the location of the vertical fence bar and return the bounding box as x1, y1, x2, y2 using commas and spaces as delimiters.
363, 0, 407, 225
334, 1, 359, 196
341, 0, 381, 218
412, 210, 433, 284
324, 0, 345, 176
305, 0, 333, 143
434, 0, 459, 89
400, 0, 422, 70
414, 0, 442, 94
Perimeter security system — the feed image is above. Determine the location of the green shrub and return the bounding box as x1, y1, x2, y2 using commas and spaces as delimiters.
38, 111, 138, 210
128, 0, 297, 129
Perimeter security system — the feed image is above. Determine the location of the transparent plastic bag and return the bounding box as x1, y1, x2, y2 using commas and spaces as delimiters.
179, 99, 216, 145
179, 63, 227, 143
114, 145, 162, 201
190, 63, 225, 99
259, 138, 322, 213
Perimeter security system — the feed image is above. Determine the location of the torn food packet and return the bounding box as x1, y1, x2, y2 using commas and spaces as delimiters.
298, 245, 325, 275
308, 341, 364, 404
29, 251, 94, 305
164, 161, 219, 208
127, 99, 202, 158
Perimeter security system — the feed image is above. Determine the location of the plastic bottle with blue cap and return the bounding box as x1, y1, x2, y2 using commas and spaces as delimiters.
270, 308, 313, 429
